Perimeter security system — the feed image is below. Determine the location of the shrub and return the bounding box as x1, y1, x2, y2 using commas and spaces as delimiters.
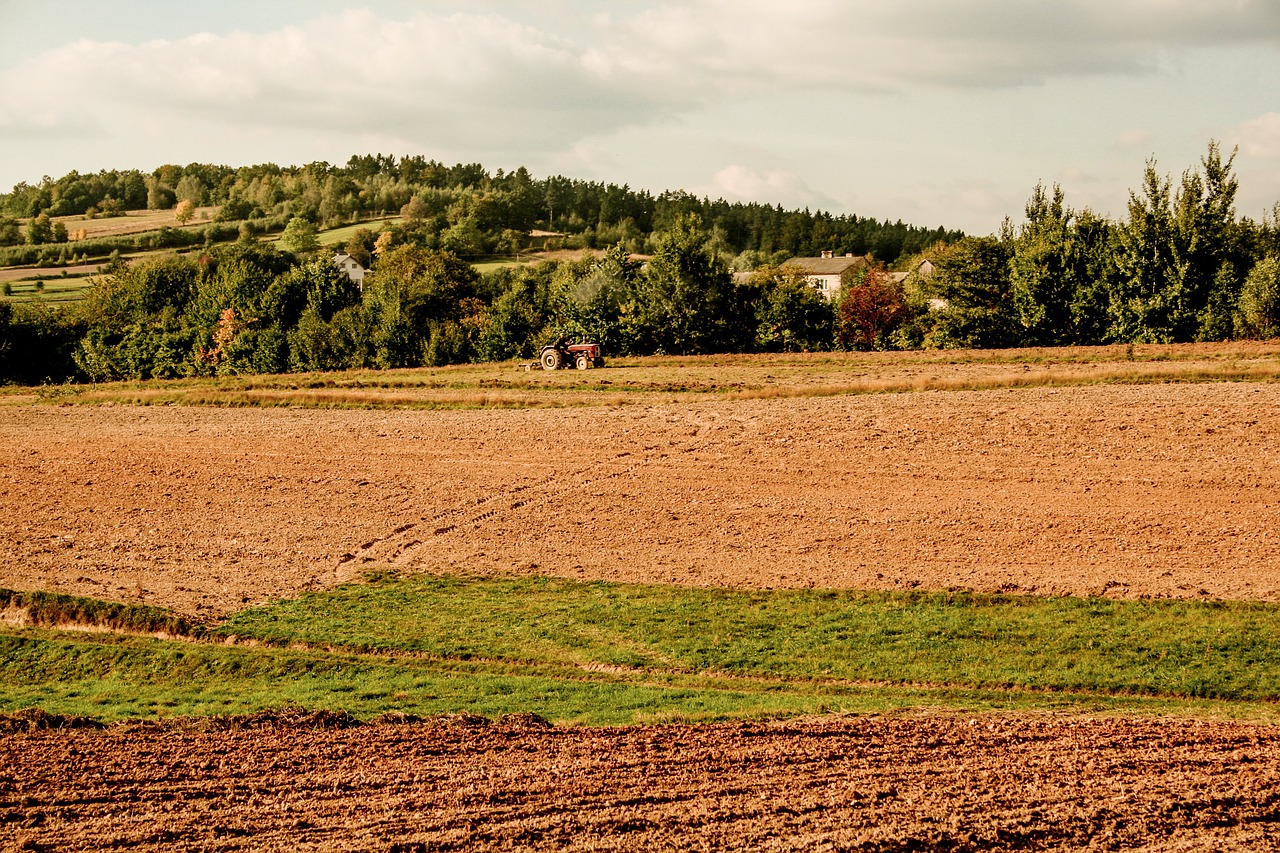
754, 266, 834, 352
1237, 256, 1280, 339
0, 301, 86, 384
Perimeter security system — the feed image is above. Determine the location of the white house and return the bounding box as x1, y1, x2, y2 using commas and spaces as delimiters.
781, 251, 870, 301
333, 253, 367, 291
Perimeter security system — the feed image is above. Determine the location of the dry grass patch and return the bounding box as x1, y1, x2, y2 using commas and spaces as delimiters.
46, 207, 220, 239
17, 341, 1278, 410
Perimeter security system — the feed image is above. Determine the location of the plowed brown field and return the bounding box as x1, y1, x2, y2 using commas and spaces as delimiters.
2, 382, 1278, 617
3, 713, 1279, 852
5, 377, 1280, 850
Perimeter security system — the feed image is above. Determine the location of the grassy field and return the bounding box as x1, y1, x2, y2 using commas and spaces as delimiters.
6, 340, 1278, 409
316, 217, 402, 247
44, 207, 220, 240
0, 275, 98, 303
3, 574, 1280, 725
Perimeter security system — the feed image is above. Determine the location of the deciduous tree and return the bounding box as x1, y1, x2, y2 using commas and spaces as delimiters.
1175, 142, 1243, 341
175, 174, 205, 207
1111, 161, 1179, 342
1237, 256, 1280, 339
174, 199, 196, 224
279, 216, 319, 254
1010, 183, 1075, 345
636, 214, 738, 354
836, 265, 909, 351
926, 235, 1018, 349
25, 212, 53, 245
754, 265, 834, 352
0, 217, 20, 246
145, 175, 176, 210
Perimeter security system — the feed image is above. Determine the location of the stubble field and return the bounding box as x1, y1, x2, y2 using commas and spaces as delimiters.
3, 344, 1280, 850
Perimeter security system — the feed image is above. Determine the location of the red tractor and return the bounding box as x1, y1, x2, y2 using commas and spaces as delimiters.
540, 337, 604, 370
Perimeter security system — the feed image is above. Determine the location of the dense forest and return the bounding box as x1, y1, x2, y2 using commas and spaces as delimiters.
0, 143, 1278, 385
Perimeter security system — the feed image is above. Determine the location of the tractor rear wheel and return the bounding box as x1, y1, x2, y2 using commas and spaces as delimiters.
541, 349, 561, 370
576, 354, 591, 370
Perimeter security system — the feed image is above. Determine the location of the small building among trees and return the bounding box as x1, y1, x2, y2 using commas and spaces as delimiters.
333, 252, 367, 290
782, 251, 870, 300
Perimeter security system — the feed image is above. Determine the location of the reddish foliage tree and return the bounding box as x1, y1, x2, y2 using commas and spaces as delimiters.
836, 266, 909, 350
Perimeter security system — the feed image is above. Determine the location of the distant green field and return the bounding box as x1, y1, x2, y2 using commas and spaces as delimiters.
3, 574, 1280, 725
471, 260, 517, 273
1, 275, 97, 303
317, 217, 403, 247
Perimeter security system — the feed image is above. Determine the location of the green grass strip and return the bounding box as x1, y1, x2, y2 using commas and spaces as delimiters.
215, 575, 1280, 701
0, 629, 1263, 725
5, 574, 1280, 725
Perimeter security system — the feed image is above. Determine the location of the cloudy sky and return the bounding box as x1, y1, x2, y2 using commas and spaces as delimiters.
2, 0, 1279, 233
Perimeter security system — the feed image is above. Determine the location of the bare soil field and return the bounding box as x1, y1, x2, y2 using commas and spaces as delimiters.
1, 381, 1278, 618
3, 712, 1279, 851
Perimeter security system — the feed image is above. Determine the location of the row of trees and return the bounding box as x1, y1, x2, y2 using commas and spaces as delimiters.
43, 217, 836, 383
0, 158, 960, 265
919, 143, 1280, 348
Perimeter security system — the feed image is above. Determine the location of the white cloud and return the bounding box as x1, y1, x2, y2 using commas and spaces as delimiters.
0, 10, 677, 155
694, 165, 840, 210
5, 0, 1276, 157
584, 0, 1280, 93
1059, 167, 1097, 184
1, 1, 1277, 233
938, 179, 1017, 225
1230, 112, 1280, 160
1118, 129, 1154, 148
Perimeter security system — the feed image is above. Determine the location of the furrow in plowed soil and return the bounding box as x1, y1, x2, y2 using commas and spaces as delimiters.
3, 715, 1278, 852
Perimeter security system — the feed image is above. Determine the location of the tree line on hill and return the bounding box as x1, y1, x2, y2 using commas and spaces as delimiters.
0, 155, 957, 268
0, 142, 1278, 386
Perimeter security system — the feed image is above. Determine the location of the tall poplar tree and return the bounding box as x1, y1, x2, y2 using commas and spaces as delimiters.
1010, 183, 1075, 345
1175, 142, 1241, 340
1112, 160, 1178, 342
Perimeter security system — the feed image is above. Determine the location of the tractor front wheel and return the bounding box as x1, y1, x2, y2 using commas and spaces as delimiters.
576, 354, 591, 370
541, 349, 561, 370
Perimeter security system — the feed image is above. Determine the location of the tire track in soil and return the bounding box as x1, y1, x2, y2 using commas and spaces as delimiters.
342, 410, 755, 570
11, 382, 1276, 616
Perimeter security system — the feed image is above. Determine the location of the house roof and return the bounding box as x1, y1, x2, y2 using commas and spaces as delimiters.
782, 255, 869, 276
333, 252, 365, 270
